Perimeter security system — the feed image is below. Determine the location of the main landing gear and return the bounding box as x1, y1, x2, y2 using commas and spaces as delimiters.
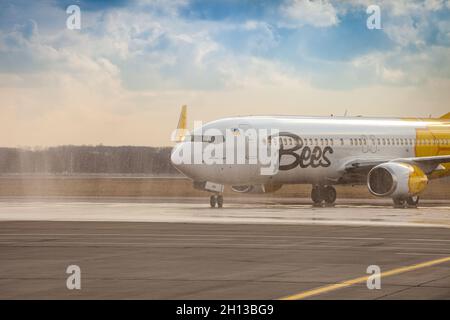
311, 185, 337, 207
210, 194, 224, 208
393, 196, 420, 208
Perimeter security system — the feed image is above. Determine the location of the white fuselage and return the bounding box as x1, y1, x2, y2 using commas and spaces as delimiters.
171, 115, 448, 186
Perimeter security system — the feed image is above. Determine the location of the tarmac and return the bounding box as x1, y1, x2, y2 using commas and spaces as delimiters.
0, 197, 449, 299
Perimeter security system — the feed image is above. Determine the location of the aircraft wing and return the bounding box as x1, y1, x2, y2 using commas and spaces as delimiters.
344, 157, 391, 173
391, 155, 450, 174
343, 155, 450, 175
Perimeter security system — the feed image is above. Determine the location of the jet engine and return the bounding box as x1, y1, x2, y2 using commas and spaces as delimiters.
367, 163, 428, 198
231, 183, 283, 194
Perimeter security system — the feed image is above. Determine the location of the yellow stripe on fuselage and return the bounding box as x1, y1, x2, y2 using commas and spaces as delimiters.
404, 117, 450, 179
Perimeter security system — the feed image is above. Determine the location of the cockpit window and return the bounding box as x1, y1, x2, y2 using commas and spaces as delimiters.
203, 136, 215, 143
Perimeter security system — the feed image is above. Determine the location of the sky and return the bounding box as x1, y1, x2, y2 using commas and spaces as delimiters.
1, 0, 450, 147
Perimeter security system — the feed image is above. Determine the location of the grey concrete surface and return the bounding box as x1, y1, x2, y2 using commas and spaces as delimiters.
0, 221, 449, 299
0, 197, 449, 228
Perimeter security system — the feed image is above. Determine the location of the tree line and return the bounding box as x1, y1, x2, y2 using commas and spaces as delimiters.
0, 146, 179, 175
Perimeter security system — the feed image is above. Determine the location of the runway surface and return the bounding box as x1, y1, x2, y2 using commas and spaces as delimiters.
0, 198, 449, 299
0, 197, 450, 228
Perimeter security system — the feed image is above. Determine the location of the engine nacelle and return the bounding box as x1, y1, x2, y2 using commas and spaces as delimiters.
367, 162, 428, 198
231, 183, 283, 194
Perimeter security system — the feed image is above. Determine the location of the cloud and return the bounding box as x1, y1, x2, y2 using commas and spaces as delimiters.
1, 0, 449, 91
424, 0, 446, 11
344, 0, 450, 47
0, 0, 450, 146
280, 0, 339, 28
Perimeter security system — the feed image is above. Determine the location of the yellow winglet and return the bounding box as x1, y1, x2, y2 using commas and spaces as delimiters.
174, 105, 188, 142
440, 112, 450, 119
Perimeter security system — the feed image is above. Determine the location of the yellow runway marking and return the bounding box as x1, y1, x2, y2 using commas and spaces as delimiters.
280, 256, 450, 300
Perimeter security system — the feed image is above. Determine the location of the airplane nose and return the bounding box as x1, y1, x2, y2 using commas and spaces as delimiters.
170, 143, 183, 169
171, 142, 208, 181
171, 142, 194, 177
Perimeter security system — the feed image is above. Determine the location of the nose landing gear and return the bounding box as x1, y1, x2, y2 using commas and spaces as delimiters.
311, 185, 337, 207
210, 194, 224, 208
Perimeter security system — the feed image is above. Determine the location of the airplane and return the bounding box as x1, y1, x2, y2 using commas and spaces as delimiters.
170, 105, 450, 208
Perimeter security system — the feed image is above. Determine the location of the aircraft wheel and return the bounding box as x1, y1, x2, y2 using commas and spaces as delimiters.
210, 195, 217, 208
393, 198, 406, 208
217, 195, 224, 208
406, 196, 419, 208
311, 186, 323, 206
323, 186, 337, 206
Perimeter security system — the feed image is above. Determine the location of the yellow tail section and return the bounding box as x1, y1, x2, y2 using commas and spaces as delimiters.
174, 105, 188, 143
